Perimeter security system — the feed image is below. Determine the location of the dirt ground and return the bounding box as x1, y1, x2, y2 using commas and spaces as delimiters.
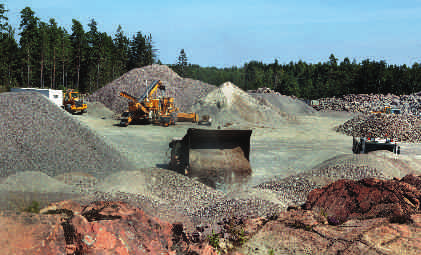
75, 103, 421, 193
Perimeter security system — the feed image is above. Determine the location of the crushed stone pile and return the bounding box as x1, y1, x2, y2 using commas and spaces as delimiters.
336, 113, 421, 142
84, 101, 115, 119
256, 164, 388, 207
87, 64, 216, 113
0, 92, 135, 178
313, 93, 421, 114
249, 92, 317, 116
191, 82, 285, 128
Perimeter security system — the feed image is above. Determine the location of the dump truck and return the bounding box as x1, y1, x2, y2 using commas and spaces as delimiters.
168, 128, 252, 176
352, 136, 400, 155
63, 89, 87, 114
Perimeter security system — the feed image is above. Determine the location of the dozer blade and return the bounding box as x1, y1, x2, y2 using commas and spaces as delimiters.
169, 128, 252, 176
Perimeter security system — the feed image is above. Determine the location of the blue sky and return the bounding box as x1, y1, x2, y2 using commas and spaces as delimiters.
3, 0, 421, 67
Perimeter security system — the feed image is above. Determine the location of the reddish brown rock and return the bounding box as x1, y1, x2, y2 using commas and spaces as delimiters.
0, 212, 66, 255
303, 175, 421, 223
401, 174, 421, 190
0, 201, 217, 255
237, 209, 421, 255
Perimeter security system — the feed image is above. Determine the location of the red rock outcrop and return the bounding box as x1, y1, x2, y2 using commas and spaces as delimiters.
303, 174, 421, 223
238, 209, 421, 255
0, 201, 218, 255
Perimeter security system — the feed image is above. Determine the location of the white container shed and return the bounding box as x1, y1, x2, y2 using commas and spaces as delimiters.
10, 88, 63, 107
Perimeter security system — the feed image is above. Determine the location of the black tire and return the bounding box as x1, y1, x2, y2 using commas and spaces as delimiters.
355, 143, 361, 154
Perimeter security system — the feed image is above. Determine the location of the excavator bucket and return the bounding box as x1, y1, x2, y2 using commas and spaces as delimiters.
169, 128, 252, 179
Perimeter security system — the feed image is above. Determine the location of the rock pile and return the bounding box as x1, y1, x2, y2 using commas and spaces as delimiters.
192, 82, 284, 127
256, 164, 388, 207
303, 174, 421, 224
0, 92, 135, 178
336, 113, 421, 142
313, 93, 421, 114
87, 64, 216, 113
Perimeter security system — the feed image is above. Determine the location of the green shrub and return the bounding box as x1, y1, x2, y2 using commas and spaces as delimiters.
207, 230, 220, 249
23, 201, 41, 213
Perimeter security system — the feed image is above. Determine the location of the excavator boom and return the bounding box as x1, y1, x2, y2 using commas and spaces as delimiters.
119, 80, 174, 126
119, 92, 139, 103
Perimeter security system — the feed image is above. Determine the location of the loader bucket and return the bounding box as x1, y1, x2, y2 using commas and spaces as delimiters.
169, 128, 252, 189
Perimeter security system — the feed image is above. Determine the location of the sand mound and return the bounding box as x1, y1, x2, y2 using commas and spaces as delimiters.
0, 92, 135, 178
87, 64, 216, 113
249, 93, 316, 115
192, 82, 284, 127
0, 171, 75, 193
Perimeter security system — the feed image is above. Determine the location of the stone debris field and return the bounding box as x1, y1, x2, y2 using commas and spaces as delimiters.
1, 64, 421, 254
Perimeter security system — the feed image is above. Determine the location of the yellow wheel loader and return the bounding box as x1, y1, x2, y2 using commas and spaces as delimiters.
63, 89, 87, 114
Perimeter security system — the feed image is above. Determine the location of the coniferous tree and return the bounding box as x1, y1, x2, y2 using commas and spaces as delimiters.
70, 19, 87, 91
127, 31, 149, 70
87, 18, 101, 91
55, 27, 72, 90
0, 5, 19, 88
113, 25, 129, 78
19, 7, 39, 87
38, 21, 48, 88
176, 49, 188, 76
48, 18, 61, 89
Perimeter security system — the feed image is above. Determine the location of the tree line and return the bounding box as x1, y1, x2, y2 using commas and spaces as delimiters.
2, 4, 421, 99
177, 54, 421, 99
0, 5, 156, 93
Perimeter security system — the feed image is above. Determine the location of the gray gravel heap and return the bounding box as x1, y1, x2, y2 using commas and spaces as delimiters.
87, 64, 216, 113
336, 113, 421, 142
0, 92, 135, 178
249, 93, 317, 116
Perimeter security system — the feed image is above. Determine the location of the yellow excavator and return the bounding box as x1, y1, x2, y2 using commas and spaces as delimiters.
63, 89, 87, 114
119, 80, 177, 126
119, 80, 200, 127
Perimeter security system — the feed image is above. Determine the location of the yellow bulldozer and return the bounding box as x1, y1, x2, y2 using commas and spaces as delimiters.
63, 89, 87, 114
119, 80, 200, 127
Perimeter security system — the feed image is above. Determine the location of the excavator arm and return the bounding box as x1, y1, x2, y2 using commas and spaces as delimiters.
119, 91, 149, 117
119, 92, 139, 103
139, 80, 165, 101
